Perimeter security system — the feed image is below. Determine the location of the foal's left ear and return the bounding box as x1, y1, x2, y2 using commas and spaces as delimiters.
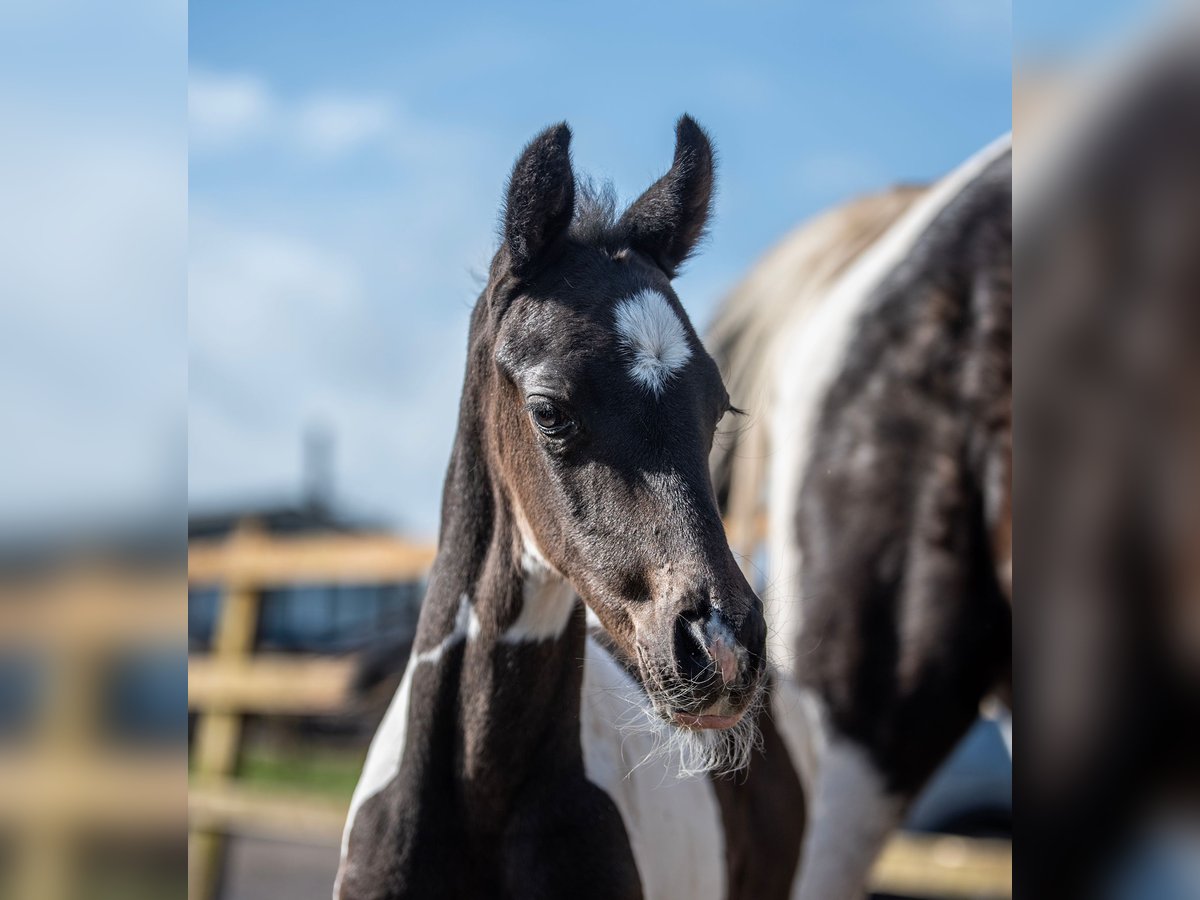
619, 115, 715, 278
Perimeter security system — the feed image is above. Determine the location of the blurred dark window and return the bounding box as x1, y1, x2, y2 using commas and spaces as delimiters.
255, 582, 421, 654
187, 586, 220, 651
0, 650, 43, 742
100, 647, 188, 745
188, 582, 422, 655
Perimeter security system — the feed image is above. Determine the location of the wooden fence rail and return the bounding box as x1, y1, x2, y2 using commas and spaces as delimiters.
186, 525, 1010, 900
0, 564, 186, 900
187, 525, 434, 900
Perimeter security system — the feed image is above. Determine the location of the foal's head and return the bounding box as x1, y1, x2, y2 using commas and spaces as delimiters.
479, 117, 767, 738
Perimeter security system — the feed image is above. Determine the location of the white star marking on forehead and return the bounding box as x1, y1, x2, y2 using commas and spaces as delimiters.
613, 289, 693, 396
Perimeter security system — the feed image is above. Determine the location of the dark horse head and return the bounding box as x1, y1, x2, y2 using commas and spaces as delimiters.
473, 116, 767, 731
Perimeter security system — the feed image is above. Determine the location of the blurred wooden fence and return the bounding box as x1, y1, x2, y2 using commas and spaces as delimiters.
187, 525, 1011, 900
186, 524, 435, 900
0, 564, 186, 900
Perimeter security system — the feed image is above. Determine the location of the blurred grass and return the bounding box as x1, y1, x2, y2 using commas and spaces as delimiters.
73, 874, 186, 900
189, 746, 365, 800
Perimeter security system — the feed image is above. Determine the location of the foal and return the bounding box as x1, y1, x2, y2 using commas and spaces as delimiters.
336, 117, 806, 900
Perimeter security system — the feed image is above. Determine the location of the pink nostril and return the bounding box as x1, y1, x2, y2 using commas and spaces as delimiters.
707, 634, 739, 686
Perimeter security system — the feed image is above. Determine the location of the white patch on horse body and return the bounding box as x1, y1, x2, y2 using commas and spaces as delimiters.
580, 636, 726, 900
998, 713, 1013, 759
334, 659, 414, 899
334, 593, 477, 898
794, 731, 905, 900
767, 133, 1013, 669
614, 289, 693, 395
514, 501, 556, 575
982, 695, 1013, 759
769, 677, 825, 799
776, 689, 907, 900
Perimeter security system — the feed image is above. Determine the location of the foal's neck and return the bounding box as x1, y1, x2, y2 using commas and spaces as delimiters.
411, 374, 585, 823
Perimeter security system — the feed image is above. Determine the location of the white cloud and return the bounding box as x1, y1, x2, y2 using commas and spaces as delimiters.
186, 73, 509, 533
191, 220, 355, 339
188, 216, 367, 501
189, 69, 397, 160
792, 151, 888, 199
0, 102, 185, 533
189, 70, 273, 151
295, 95, 392, 157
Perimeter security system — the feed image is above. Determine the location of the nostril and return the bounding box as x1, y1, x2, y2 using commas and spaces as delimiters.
673, 615, 711, 682
703, 618, 742, 686
674, 608, 747, 690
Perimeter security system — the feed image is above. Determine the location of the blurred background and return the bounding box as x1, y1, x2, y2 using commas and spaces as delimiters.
4, 0, 1196, 898
1, 1, 187, 899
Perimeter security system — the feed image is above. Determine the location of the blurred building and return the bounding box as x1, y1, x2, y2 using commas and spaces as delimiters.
188, 501, 423, 659
185, 466, 435, 900
0, 532, 186, 900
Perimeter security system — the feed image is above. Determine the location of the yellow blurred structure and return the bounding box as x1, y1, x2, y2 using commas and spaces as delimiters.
187, 523, 434, 900
0, 561, 186, 900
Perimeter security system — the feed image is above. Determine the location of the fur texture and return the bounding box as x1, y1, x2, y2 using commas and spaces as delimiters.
614, 289, 694, 395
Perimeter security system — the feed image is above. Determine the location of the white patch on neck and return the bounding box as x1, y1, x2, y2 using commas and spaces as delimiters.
613, 289, 693, 395
335, 592, 476, 897
414, 592, 479, 664
504, 501, 578, 643
503, 550, 577, 643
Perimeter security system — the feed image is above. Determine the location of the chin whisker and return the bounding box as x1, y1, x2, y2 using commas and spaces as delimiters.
613, 682, 765, 780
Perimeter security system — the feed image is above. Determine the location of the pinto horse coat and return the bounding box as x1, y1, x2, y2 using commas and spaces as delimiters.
710, 135, 1012, 900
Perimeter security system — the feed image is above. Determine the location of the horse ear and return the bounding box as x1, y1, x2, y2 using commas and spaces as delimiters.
503, 123, 575, 277
619, 115, 715, 278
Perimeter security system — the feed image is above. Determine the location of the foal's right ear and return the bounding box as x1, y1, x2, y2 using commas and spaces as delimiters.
503, 123, 576, 278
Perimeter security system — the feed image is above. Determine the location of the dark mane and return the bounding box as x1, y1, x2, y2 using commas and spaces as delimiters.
569, 177, 621, 247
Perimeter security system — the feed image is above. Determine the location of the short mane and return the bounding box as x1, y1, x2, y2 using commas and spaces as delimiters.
569, 177, 621, 247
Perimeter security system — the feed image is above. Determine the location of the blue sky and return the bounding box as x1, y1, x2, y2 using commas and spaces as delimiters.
1015, 0, 1165, 58
0, 0, 185, 536
189, 0, 1012, 536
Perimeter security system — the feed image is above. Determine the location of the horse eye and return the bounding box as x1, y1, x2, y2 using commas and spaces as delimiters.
529, 401, 573, 436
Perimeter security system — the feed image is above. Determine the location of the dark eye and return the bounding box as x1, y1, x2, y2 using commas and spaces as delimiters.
528, 400, 574, 437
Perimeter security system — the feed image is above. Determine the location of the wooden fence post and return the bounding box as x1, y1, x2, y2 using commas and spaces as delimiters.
0, 565, 185, 900
189, 526, 262, 900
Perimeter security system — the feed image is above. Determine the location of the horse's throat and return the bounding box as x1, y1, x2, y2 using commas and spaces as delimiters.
459, 567, 586, 775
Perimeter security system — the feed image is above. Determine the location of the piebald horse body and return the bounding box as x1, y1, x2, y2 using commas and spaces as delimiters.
710, 135, 1012, 900
336, 118, 807, 900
